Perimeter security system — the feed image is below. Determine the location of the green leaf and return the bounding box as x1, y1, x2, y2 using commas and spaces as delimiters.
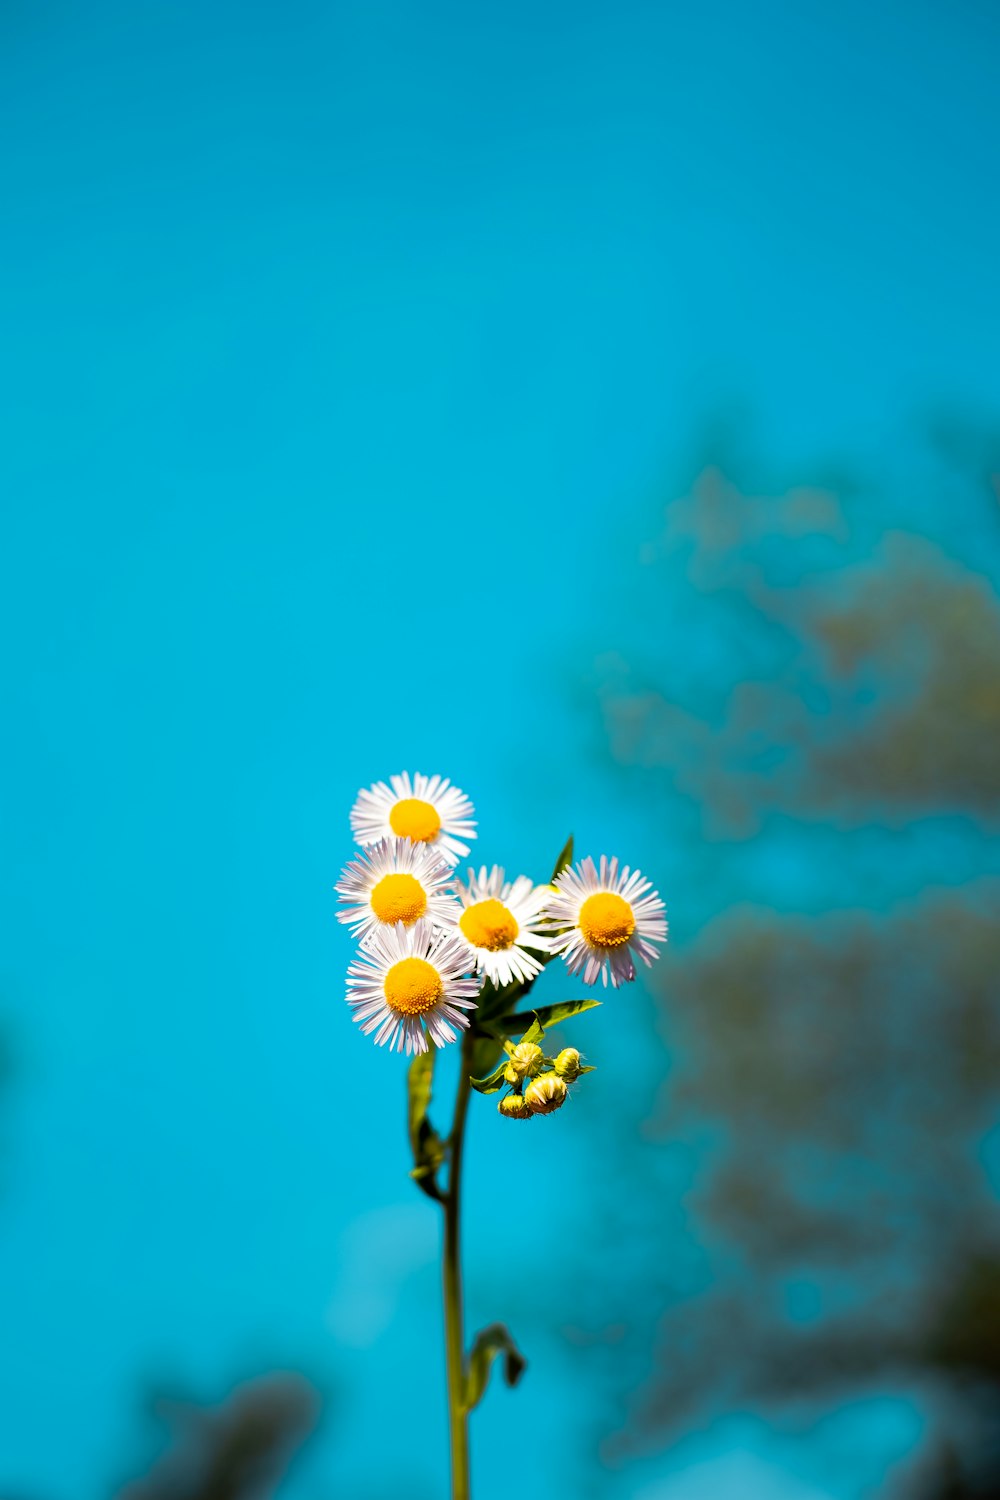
407, 1051, 446, 1201
500, 998, 602, 1034
470, 1056, 509, 1095
408, 1052, 434, 1150
549, 833, 574, 883
517, 1017, 545, 1048
463, 1323, 527, 1412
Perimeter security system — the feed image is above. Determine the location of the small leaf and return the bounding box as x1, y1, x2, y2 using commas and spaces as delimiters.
549, 833, 574, 883
463, 1323, 527, 1412
470, 1056, 509, 1094
408, 1051, 446, 1201
500, 998, 602, 1034
410, 1123, 446, 1199
517, 1017, 545, 1048
408, 1053, 433, 1149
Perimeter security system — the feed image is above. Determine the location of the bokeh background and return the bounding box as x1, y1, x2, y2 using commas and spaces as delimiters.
2, 1, 999, 1496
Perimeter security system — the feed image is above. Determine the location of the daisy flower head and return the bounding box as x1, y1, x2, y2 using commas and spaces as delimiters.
350, 772, 476, 867
545, 855, 667, 988
451, 865, 554, 988
345, 919, 479, 1055
335, 837, 459, 945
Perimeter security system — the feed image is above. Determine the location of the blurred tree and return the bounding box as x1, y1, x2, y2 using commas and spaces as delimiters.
598, 468, 1000, 833
582, 441, 1000, 1495
116, 1375, 320, 1500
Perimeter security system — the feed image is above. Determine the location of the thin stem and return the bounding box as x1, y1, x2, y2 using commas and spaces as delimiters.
442, 1032, 473, 1500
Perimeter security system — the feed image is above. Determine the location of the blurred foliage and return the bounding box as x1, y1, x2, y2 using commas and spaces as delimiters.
116, 1375, 320, 1500
599, 468, 1000, 833
585, 438, 1000, 1495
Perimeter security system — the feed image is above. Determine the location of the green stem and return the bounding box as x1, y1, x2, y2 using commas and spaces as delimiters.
443, 1033, 473, 1500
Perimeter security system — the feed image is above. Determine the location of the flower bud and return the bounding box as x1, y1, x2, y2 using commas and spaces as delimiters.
553, 1047, 582, 1081
505, 1042, 544, 1082
524, 1072, 568, 1116
498, 1092, 533, 1120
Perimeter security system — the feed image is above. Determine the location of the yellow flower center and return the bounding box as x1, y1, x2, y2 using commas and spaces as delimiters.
578, 892, 635, 948
460, 899, 519, 951
389, 797, 442, 842
383, 957, 443, 1016
370, 873, 427, 926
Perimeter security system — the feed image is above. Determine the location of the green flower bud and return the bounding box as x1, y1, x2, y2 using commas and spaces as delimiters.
524, 1072, 568, 1116
505, 1042, 544, 1082
498, 1092, 533, 1120
553, 1047, 583, 1081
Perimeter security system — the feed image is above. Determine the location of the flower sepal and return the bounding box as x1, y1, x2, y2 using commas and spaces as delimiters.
503, 1041, 544, 1083
497, 1092, 533, 1120
524, 1072, 568, 1115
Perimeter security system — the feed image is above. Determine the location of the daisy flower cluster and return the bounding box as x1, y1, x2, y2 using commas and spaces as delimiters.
335, 771, 668, 1094
335, 770, 669, 1487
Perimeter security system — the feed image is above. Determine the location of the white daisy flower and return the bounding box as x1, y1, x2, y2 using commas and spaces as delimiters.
345, 919, 480, 1054
350, 772, 476, 867
544, 855, 667, 988
450, 865, 554, 989
335, 837, 460, 945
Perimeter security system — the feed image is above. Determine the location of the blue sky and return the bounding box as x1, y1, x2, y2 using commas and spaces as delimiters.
1, 1, 998, 1495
